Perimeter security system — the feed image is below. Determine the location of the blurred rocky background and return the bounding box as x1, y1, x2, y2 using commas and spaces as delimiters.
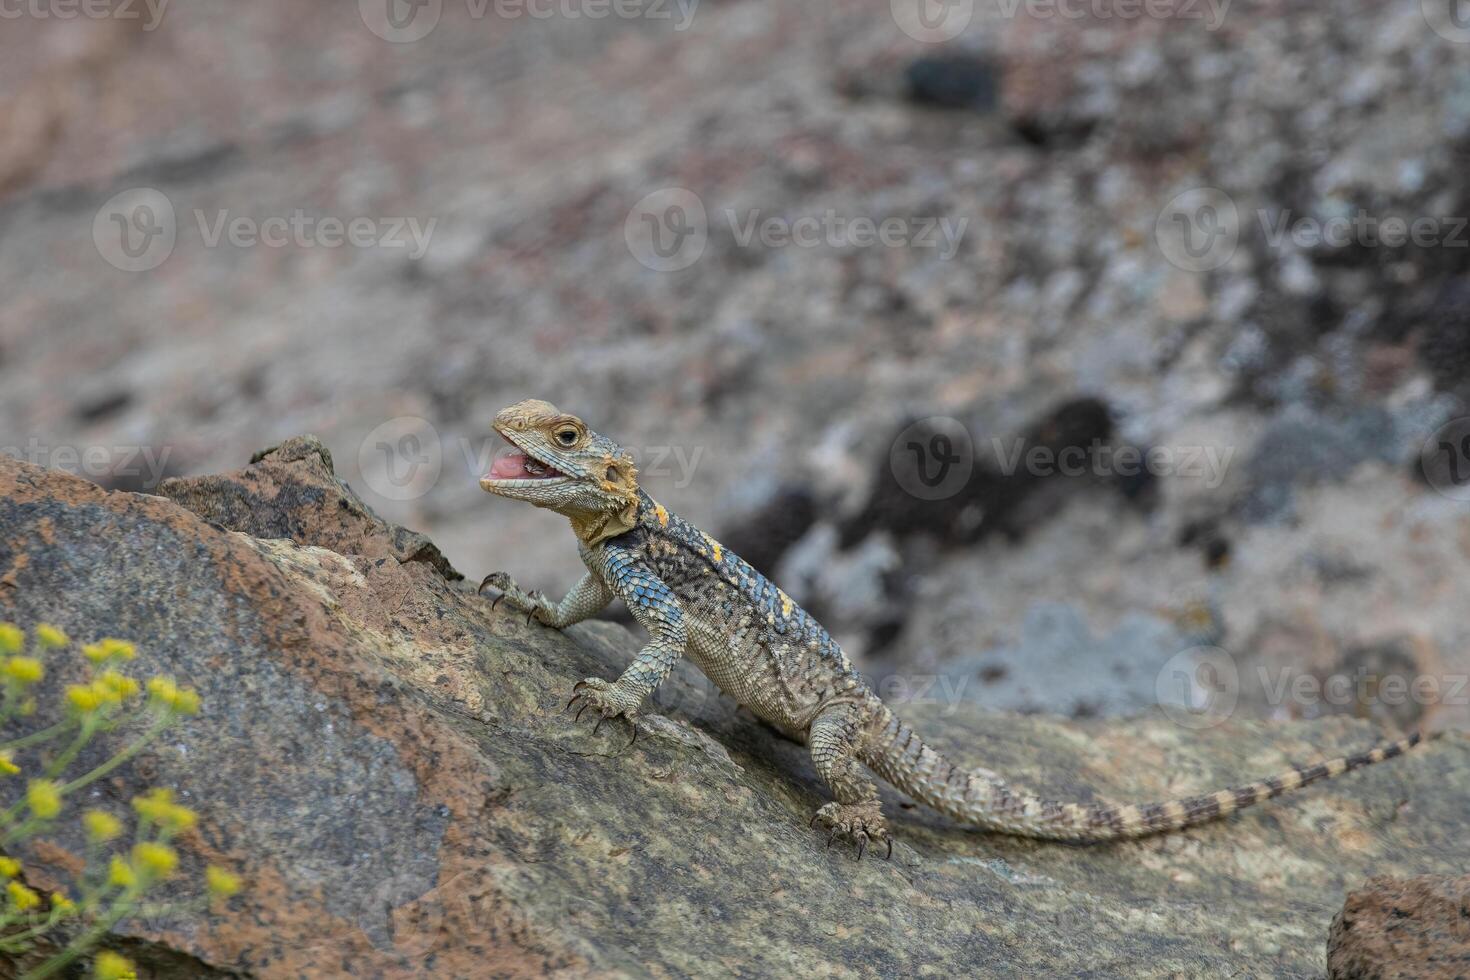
3, 0, 1470, 736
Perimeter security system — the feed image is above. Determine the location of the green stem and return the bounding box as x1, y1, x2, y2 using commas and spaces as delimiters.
58, 714, 171, 797
22, 887, 141, 980
43, 720, 97, 780
0, 719, 77, 754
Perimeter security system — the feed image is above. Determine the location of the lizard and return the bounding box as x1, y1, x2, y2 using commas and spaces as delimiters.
476, 398, 1427, 858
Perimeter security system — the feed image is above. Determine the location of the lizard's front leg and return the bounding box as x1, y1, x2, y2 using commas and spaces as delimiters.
567, 547, 687, 731
479, 570, 612, 628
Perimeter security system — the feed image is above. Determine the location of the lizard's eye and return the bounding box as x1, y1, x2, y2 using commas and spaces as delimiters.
555, 428, 579, 447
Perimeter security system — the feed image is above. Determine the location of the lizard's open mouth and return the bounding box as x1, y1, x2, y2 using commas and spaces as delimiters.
482, 443, 569, 485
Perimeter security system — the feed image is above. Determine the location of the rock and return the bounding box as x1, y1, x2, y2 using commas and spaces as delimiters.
904, 54, 1000, 113
1327, 874, 1470, 979
1, 446, 1468, 976
158, 435, 462, 582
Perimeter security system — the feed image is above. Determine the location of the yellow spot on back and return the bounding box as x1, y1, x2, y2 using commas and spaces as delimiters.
702, 532, 722, 562
779, 591, 793, 617
654, 503, 669, 527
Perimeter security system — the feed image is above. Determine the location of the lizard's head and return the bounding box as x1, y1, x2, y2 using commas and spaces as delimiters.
480, 399, 641, 543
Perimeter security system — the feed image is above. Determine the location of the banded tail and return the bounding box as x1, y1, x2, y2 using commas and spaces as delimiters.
860, 703, 1425, 842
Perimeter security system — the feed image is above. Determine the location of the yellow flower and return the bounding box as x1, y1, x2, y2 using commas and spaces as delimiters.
93, 950, 137, 980
99, 638, 136, 661
131, 841, 177, 880
146, 676, 177, 703
98, 671, 139, 701
18, 698, 34, 717
107, 856, 136, 889
7, 881, 39, 911
0, 624, 22, 655
132, 789, 196, 832
172, 688, 201, 715
67, 684, 104, 713
3, 656, 44, 685
206, 866, 241, 898
82, 643, 108, 664
50, 891, 75, 914
26, 779, 61, 819
0, 857, 21, 878
146, 677, 200, 715
34, 624, 68, 649
0, 751, 19, 776
83, 810, 124, 843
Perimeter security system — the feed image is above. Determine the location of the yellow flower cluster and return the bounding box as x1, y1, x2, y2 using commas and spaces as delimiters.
0, 622, 45, 690
83, 810, 124, 843
132, 788, 196, 833
206, 865, 241, 898
83, 638, 136, 665
0, 856, 21, 878
26, 779, 61, 820
93, 950, 137, 979
145, 677, 201, 715
7, 880, 39, 911
130, 841, 178, 881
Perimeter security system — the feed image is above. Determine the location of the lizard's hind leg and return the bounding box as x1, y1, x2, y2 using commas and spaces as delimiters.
809, 702, 891, 859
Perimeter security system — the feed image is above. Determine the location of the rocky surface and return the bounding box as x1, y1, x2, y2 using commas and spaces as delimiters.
0, 445, 1466, 977
1328, 874, 1470, 980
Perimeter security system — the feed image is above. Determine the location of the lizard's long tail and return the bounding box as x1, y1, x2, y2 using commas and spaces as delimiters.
859, 703, 1425, 842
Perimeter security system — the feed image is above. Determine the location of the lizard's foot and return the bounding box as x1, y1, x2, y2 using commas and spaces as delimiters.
478, 572, 557, 626
811, 801, 891, 860
565, 678, 640, 744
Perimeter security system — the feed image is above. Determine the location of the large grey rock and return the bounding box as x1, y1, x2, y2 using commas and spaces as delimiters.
0, 446, 1466, 977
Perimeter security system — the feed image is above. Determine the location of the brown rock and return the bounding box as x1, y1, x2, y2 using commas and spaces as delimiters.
1329, 874, 1470, 979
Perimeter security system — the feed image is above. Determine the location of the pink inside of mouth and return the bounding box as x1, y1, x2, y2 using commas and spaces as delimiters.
487, 447, 563, 480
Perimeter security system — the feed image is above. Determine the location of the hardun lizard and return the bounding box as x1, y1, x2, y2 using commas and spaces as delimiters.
478, 399, 1424, 858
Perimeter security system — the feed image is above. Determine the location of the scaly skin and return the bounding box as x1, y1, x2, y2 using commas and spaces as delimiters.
479, 399, 1427, 857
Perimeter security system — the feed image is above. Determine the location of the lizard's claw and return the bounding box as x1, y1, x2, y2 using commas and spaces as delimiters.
480, 573, 557, 626
811, 801, 891, 861
565, 678, 640, 747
